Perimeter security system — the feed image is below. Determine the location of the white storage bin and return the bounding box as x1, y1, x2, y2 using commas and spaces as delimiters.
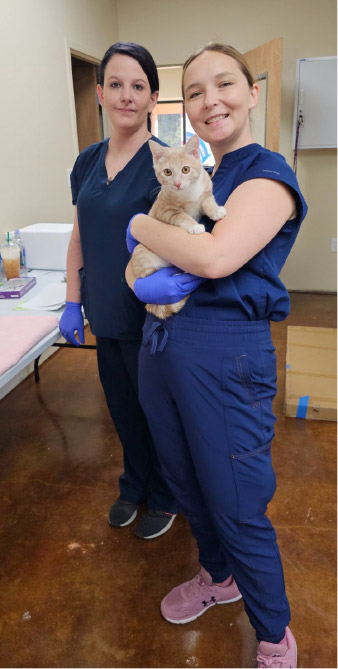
19, 223, 73, 270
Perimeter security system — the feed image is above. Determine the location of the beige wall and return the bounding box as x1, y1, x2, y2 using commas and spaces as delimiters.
1, 0, 118, 234
1, 0, 336, 291
117, 0, 337, 292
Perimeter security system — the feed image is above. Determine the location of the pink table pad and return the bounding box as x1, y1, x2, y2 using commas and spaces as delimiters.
0, 315, 59, 376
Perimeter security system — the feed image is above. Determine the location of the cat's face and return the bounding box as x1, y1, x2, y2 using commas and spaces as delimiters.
149, 136, 202, 193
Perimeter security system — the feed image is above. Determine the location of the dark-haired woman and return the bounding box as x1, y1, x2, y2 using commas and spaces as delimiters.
60, 43, 181, 539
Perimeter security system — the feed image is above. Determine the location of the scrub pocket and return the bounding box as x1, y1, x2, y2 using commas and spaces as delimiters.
230, 442, 276, 522
222, 345, 277, 522
78, 267, 90, 321
237, 353, 261, 409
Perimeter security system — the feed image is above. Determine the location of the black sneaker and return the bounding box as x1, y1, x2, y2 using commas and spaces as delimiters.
109, 497, 139, 527
135, 510, 176, 539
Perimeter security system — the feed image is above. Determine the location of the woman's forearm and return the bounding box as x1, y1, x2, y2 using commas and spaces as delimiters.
66, 209, 84, 302
131, 179, 296, 279
66, 239, 83, 302
131, 214, 216, 277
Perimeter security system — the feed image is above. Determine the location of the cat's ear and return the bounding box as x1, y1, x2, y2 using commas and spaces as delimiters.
149, 140, 166, 162
184, 134, 200, 159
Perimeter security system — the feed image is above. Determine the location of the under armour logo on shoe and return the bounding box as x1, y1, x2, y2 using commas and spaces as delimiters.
202, 596, 217, 607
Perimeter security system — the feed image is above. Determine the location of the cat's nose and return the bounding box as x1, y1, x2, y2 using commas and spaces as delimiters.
174, 182, 181, 189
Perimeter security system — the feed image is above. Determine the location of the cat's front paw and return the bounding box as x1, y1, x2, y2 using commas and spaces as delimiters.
212, 205, 226, 221
188, 223, 205, 235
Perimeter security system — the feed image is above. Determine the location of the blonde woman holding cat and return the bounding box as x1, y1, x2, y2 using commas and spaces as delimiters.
126, 43, 307, 667
59, 42, 202, 540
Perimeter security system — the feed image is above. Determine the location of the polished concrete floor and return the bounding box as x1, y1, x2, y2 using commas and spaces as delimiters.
0, 293, 336, 668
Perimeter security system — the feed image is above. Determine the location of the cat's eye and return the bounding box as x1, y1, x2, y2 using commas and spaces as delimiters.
163, 169, 172, 176
182, 166, 190, 174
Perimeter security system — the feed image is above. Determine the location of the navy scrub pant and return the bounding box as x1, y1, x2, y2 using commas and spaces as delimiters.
138, 315, 290, 643
96, 336, 178, 514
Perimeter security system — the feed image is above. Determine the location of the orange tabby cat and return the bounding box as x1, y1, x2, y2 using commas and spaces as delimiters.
131, 134, 226, 319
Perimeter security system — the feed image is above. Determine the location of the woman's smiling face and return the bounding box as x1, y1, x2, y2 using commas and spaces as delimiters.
183, 50, 259, 152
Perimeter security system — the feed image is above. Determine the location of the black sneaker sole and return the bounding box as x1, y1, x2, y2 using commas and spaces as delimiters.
109, 508, 138, 528
135, 514, 176, 539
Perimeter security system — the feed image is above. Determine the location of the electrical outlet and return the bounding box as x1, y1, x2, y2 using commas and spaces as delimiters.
67, 168, 72, 188
330, 238, 337, 252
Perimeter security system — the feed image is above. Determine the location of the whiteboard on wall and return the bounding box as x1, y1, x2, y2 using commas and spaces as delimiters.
292, 57, 337, 149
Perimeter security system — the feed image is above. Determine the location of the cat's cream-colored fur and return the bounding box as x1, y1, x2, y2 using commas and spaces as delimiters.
131, 135, 226, 319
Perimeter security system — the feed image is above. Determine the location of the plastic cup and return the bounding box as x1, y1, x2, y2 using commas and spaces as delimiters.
1, 244, 20, 280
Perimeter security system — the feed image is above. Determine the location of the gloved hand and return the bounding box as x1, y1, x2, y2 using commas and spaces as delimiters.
59, 301, 85, 347
133, 266, 206, 304
126, 214, 142, 254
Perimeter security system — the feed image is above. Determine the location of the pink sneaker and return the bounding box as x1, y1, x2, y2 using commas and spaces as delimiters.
257, 627, 297, 668
160, 566, 242, 624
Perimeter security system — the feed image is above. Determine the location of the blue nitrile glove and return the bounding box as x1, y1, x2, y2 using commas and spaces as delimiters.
133, 266, 207, 304
59, 301, 85, 347
126, 214, 142, 254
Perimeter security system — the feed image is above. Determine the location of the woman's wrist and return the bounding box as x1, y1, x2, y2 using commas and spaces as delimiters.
66, 285, 81, 303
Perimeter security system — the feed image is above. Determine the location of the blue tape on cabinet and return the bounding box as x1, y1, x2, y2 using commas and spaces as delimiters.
296, 395, 310, 419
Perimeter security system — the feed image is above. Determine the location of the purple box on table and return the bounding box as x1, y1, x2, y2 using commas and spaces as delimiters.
0, 277, 36, 299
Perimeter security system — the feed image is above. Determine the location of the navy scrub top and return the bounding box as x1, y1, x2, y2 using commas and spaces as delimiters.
181, 143, 308, 322
71, 136, 164, 339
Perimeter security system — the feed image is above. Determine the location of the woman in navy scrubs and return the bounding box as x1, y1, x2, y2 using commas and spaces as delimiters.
59, 43, 181, 540
126, 44, 307, 667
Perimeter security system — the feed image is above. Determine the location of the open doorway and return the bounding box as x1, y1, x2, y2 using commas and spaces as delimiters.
71, 54, 103, 152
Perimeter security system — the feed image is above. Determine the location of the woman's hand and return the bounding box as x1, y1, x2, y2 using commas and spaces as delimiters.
59, 301, 85, 346
133, 267, 206, 304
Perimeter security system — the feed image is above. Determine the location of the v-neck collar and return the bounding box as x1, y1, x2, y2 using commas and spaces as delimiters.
101, 136, 152, 186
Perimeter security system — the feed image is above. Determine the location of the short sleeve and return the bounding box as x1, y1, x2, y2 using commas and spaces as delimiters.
70, 156, 80, 206
236, 154, 308, 226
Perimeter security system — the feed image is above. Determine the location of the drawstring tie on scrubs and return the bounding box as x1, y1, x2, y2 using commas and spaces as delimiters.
144, 321, 168, 356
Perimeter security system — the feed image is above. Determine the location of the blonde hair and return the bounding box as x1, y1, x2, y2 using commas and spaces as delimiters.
182, 42, 255, 98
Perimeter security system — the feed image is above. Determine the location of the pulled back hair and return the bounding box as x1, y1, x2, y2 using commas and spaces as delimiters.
98, 42, 159, 132
182, 42, 255, 98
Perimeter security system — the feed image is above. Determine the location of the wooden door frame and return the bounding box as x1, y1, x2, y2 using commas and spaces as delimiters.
64, 39, 104, 157
245, 38, 283, 152
71, 56, 102, 152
